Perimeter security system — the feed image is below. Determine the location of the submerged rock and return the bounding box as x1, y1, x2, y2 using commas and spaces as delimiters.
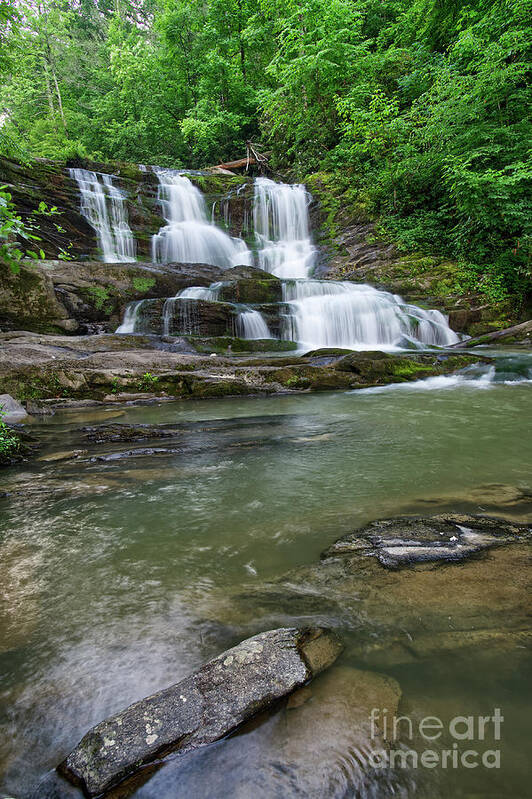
58, 627, 342, 798
137, 665, 404, 799
205, 514, 531, 670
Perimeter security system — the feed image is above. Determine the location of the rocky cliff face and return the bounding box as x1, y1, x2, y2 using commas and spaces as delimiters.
0, 156, 252, 262
0, 260, 225, 334
0, 157, 256, 334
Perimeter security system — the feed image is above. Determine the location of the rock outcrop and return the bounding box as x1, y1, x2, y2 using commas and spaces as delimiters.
0, 393, 28, 423
0, 333, 486, 405
0, 156, 250, 263
0, 261, 225, 334
57, 628, 341, 798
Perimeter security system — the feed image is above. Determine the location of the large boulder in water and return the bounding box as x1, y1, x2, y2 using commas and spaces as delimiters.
57, 627, 342, 798
205, 514, 531, 671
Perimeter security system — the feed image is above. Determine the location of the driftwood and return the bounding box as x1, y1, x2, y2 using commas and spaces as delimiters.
212, 142, 272, 172
451, 319, 532, 348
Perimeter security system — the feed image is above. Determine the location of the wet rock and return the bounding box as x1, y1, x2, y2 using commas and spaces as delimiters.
0, 394, 28, 423
83, 424, 182, 444
58, 627, 342, 798
187, 335, 297, 354
38, 449, 88, 462
89, 447, 184, 462
217, 266, 283, 304
325, 513, 530, 568
149, 665, 403, 799
335, 351, 485, 384
139, 297, 239, 337
205, 514, 531, 669
0, 333, 484, 405
304, 348, 353, 358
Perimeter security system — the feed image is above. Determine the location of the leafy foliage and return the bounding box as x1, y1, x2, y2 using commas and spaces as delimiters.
0, 408, 20, 460
0, 0, 530, 299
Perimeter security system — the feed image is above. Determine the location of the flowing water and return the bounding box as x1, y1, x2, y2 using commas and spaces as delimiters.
236, 308, 273, 339
69, 168, 136, 262
281, 280, 458, 350
254, 177, 316, 279
151, 171, 251, 268
115, 300, 145, 334
115, 174, 459, 349
6, 170, 529, 798
0, 358, 530, 798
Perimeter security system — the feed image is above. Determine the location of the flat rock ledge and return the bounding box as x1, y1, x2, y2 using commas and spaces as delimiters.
57, 627, 342, 798
325, 513, 531, 568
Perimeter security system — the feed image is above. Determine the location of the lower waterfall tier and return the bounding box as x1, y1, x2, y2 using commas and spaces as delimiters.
117, 274, 460, 350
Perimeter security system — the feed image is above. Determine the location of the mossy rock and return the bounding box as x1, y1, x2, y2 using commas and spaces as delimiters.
336, 351, 483, 383
187, 378, 255, 398
304, 348, 353, 358
187, 336, 297, 354
264, 365, 353, 391
189, 173, 248, 195
219, 278, 282, 305
218, 266, 283, 304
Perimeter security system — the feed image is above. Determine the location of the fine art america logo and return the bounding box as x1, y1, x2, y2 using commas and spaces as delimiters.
369, 708, 504, 770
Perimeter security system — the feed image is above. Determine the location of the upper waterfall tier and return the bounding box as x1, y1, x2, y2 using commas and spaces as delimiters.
151, 170, 251, 268
254, 177, 316, 279
69, 168, 136, 263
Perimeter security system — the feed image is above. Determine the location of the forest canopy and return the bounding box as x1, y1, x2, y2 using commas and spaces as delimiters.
0, 0, 531, 300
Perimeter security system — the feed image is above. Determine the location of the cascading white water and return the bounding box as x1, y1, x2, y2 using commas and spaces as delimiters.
281, 280, 459, 350
254, 179, 459, 349
160, 283, 223, 335
152, 171, 251, 268
178, 284, 222, 301
70, 168, 136, 262
254, 178, 316, 279
236, 309, 272, 339
116, 300, 146, 334
115, 172, 459, 349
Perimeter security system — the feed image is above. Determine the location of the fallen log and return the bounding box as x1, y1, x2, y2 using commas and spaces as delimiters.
451, 319, 532, 348
212, 143, 271, 172
213, 155, 258, 169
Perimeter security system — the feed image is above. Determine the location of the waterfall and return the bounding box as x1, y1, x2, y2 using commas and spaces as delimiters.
69, 168, 136, 262
151, 171, 251, 268
236, 309, 272, 339
281, 280, 459, 349
114, 172, 459, 350
178, 284, 222, 301
116, 300, 146, 334
254, 178, 459, 349
254, 177, 316, 279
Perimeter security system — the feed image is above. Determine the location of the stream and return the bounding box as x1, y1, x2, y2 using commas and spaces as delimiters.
0, 170, 530, 798
1, 361, 531, 798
